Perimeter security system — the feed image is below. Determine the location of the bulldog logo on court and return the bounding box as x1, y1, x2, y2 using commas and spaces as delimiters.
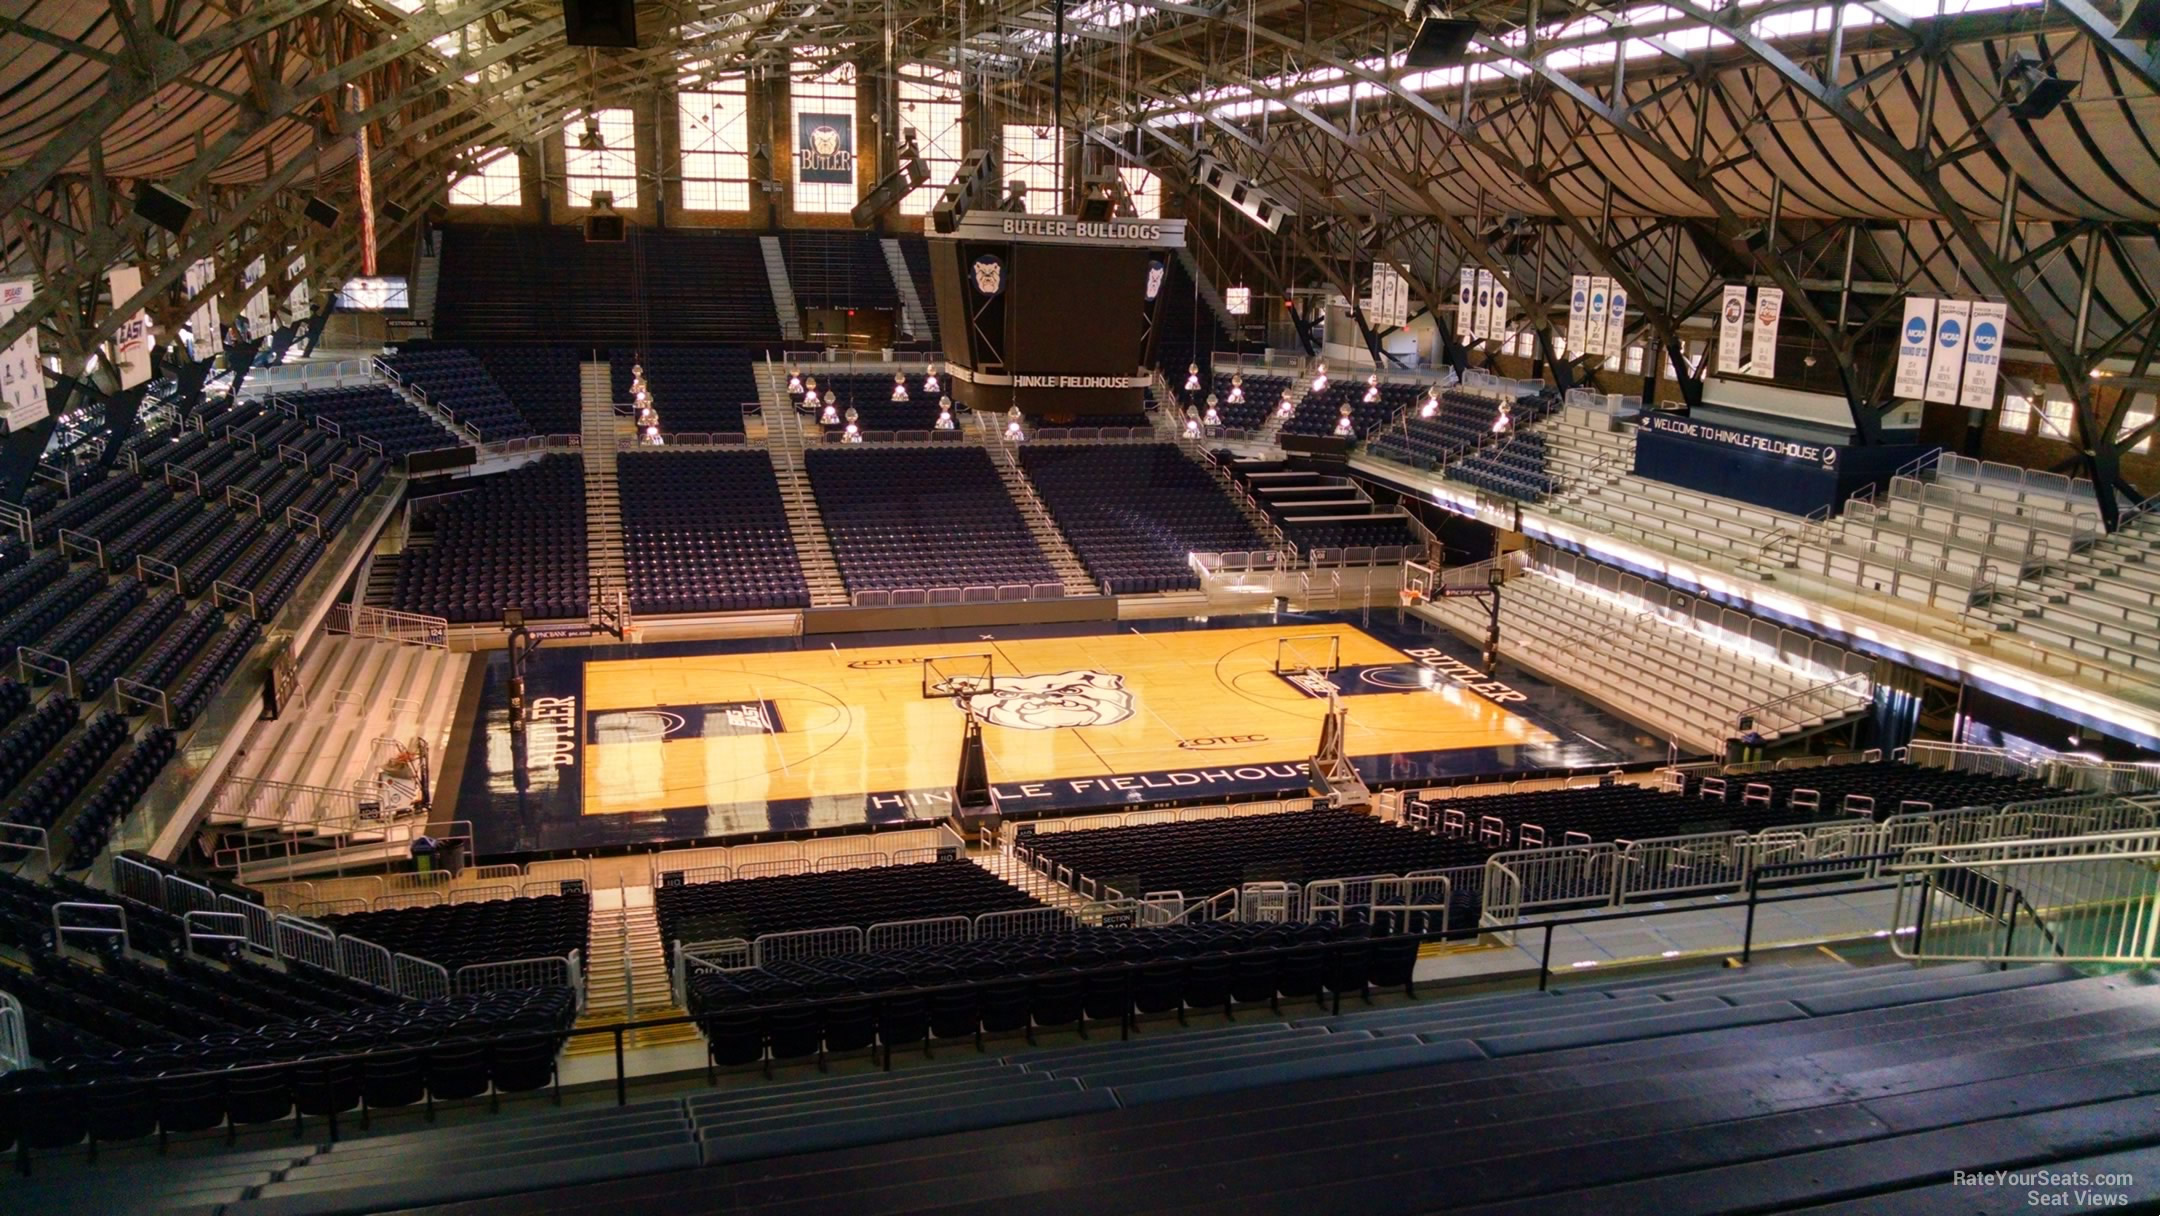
939, 670, 1134, 730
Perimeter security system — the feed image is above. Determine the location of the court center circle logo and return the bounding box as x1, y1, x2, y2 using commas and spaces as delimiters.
937, 670, 1135, 730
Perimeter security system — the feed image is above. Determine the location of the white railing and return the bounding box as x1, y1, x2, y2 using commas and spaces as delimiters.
1889, 829, 2160, 965
1481, 795, 2160, 926
396, 954, 453, 1001
208, 775, 364, 834
0, 992, 26, 1075
455, 953, 582, 1006
243, 357, 376, 398
329, 602, 449, 648
647, 827, 963, 886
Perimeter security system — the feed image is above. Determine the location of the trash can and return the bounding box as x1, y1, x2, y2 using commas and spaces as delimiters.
410, 834, 438, 873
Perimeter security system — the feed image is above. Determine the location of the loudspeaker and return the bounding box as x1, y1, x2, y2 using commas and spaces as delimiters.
2008, 73, 2077, 119
562, 0, 637, 47
380, 200, 411, 224
2122, 0, 2160, 40
1405, 16, 1478, 68
584, 213, 626, 242
1077, 177, 1116, 222
133, 184, 194, 235
304, 196, 342, 228
1195, 153, 1293, 233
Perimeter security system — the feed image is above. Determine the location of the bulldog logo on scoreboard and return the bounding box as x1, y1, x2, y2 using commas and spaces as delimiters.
971, 253, 1005, 298
1145, 259, 1166, 301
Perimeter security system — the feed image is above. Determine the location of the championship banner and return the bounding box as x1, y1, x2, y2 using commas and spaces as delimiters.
104, 265, 154, 389
1586, 277, 1611, 356
183, 258, 222, 357
1472, 270, 1494, 341
1457, 268, 1475, 342
1566, 274, 1590, 355
1749, 286, 1783, 378
1959, 300, 2008, 412
242, 256, 272, 335
1487, 281, 1509, 342
1925, 299, 1971, 405
797, 112, 856, 185
1893, 296, 1935, 399
284, 252, 309, 321
1603, 283, 1628, 361
1717, 284, 1748, 372
0, 277, 49, 428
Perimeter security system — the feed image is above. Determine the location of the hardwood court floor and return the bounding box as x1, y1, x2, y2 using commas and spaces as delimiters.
579, 623, 1551, 816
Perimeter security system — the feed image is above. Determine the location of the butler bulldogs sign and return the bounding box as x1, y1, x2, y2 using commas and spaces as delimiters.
943, 212, 1186, 250
797, 112, 855, 184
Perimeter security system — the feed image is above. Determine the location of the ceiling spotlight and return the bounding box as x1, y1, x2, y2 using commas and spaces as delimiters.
2001, 53, 2076, 120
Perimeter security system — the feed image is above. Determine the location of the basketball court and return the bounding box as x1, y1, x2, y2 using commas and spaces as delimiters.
579, 623, 1545, 817
449, 613, 1667, 856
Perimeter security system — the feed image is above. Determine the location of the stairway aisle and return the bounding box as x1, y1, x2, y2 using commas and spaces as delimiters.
881, 238, 930, 339
576, 884, 699, 1053
759, 236, 805, 342
975, 415, 1100, 596
581, 389, 626, 602
1175, 245, 1240, 339
765, 404, 851, 607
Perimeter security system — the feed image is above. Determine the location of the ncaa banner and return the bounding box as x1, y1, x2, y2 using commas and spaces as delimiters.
1749, 287, 1783, 379
797, 112, 855, 185
1, 277, 49, 429
1717, 284, 1748, 373
242, 256, 272, 335
1472, 270, 1494, 341
104, 265, 154, 389
1457, 268, 1475, 342
1586, 277, 1611, 356
1487, 280, 1509, 342
1566, 274, 1590, 355
1893, 296, 1935, 399
1925, 299, 1971, 405
1603, 283, 1628, 361
1960, 300, 2009, 411
184, 258, 223, 357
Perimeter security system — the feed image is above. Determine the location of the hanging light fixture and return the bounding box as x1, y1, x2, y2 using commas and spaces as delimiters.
820, 390, 840, 426
1184, 362, 1201, 392
891, 372, 910, 402
786, 366, 804, 395
1311, 359, 1329, 393
1004, 405, 1026, 442
1420, 387, 1440, 418
1277, 391, 1296, 419
1226, 373, 1244, 405
935, 395, 956, 430
1335, 401, 1355, 436
922, 363, 941, 394
842, 406, 863, 443
1363, 374, 1381, 404
1183, 406, 1202, 437
1203, 393, 1221, 427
